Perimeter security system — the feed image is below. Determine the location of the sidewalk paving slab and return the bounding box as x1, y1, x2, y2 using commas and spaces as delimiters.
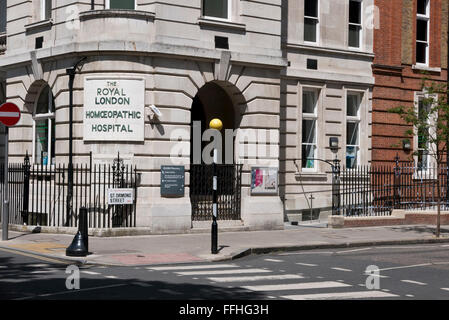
0, 224, 449, 267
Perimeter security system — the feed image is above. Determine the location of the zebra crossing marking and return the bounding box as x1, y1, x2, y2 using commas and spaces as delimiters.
146, 264, 237, 271
176, 268, 271, 276
207, 274, 304, 283
241, 281, 351, 292
281, 290, 398, 300
400, 280, 427, 286
331, 267, 352, 272
81, 270, 101, 275
296, 263, 318, 267
264, 259, 284, 263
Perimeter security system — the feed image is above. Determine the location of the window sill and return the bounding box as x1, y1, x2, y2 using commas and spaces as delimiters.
25, 19, 53, 33
79, 9, 155, 22
198, 17, 246, 32
295, 172, 328, 179
412, 64, 441, 73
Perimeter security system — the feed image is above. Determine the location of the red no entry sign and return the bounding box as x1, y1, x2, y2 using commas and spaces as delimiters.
0, 102, 21, 127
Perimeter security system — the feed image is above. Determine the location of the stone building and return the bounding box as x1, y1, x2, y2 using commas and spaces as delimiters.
0, 0, 378, 232
281, 0, 375, 221
372, 0, 448, 165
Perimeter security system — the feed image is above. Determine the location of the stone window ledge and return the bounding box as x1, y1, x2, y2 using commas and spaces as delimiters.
79, 9, 155, 22
198, 17, 246, 32
412, 64, 441, 73
25, 19, 53, 33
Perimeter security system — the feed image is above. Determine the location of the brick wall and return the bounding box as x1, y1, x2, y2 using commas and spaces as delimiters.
373, 0, 449, 165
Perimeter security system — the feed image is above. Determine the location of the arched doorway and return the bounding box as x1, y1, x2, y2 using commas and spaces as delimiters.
190, 81, 243, 221
190, 81, 236, 165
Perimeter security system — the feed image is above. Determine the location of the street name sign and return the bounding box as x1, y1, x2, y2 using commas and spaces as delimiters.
108, 188, 134, 205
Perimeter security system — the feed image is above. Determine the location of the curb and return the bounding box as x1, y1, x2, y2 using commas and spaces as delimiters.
2, 236, 449, 267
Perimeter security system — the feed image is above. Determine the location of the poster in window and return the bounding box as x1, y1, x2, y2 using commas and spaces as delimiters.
251, 167, 278, 195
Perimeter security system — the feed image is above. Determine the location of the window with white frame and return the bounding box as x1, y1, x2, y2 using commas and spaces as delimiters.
203, 0, 230, 20
346, 92, 361, 169
302, 89, 318, 170
348, 0, 362, 48
0, 0, 6, 33
304, 0, 319, 43
417, 96, 431, 170
107, 0, 135, 10
416, 0, 429, 65
34, 85, 55, 165
41, 0, 52, 20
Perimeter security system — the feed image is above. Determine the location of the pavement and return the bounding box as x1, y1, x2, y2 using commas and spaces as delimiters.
1, 223, 449, 267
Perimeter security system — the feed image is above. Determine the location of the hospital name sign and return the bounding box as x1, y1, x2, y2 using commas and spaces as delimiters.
84, 77, 145, 142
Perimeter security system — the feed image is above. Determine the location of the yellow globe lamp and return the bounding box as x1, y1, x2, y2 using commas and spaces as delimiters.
209, 118, 223, 131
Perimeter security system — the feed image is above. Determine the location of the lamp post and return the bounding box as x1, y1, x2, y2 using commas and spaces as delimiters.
209, 118, 222, 254
65, 57, 86, 226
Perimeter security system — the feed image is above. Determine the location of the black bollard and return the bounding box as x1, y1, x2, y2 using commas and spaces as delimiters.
66, 207, 88, 257
79, 207, 88, 252
66, 231, 87, 257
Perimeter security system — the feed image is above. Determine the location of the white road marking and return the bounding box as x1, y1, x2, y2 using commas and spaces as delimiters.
207, 274, 304, 283
400, 280, 427, 286
0, 266, 8, 269
242, 281, 351, 292
406, 294, 414, 298
282, 290, 399, 300
279, 251, 333, 256
15, 284, 126, 300
146, 264, 237, 271
331, 267, 352, 272
30, 270, 57, 274
264, 259, 284, 263
441, 288, 449, 291
104, 275, 118, 279
336, 248, 372, 254
363, 273, 389, 279
378, 263, 431, 272
176, 268, 271, 276
296, 263, 317, 267
28, 264, 51, 268
81, 271, 101, 275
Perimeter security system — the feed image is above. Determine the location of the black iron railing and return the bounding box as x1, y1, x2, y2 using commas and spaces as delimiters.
190, 164, 243, 221
339, 159, 449, 217
0, 153, 139, 228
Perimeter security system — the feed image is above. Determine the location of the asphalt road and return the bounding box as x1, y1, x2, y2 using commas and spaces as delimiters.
1, 243, 449, 300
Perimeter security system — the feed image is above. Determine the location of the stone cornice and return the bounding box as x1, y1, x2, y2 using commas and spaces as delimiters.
79, 9, 155, 21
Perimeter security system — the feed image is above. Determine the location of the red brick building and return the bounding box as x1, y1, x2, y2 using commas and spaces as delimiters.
372, 0, 448, 165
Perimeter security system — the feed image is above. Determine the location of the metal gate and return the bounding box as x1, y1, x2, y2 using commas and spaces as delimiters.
190, 164, 243, 221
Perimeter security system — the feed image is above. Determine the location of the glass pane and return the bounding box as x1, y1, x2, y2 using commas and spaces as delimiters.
347, 122, 359, 145
302, 120, 316, 144
45, 0, 52, 19
416, 42, 427, 63
348, 25, 360, 47
418, 150, 428, 170
36, 86, 51, 114
0, 0, 6, 32
302, 91, 317, 113
35, 119, 49, 165
347, 94, 360, 116
417, 0, 428, 15
304, 18, 317, 42
203, 0, 228, 19
302, 145, 315, 169
110, 0, 134, 9
51, 118, 55, 165
416, 20, 428, 41
349, 1, 361, 24
304, 0, 318, 18
346, 146, 357, 169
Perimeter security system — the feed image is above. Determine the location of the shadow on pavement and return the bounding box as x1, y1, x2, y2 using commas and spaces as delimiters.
0, 256, 265, 300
